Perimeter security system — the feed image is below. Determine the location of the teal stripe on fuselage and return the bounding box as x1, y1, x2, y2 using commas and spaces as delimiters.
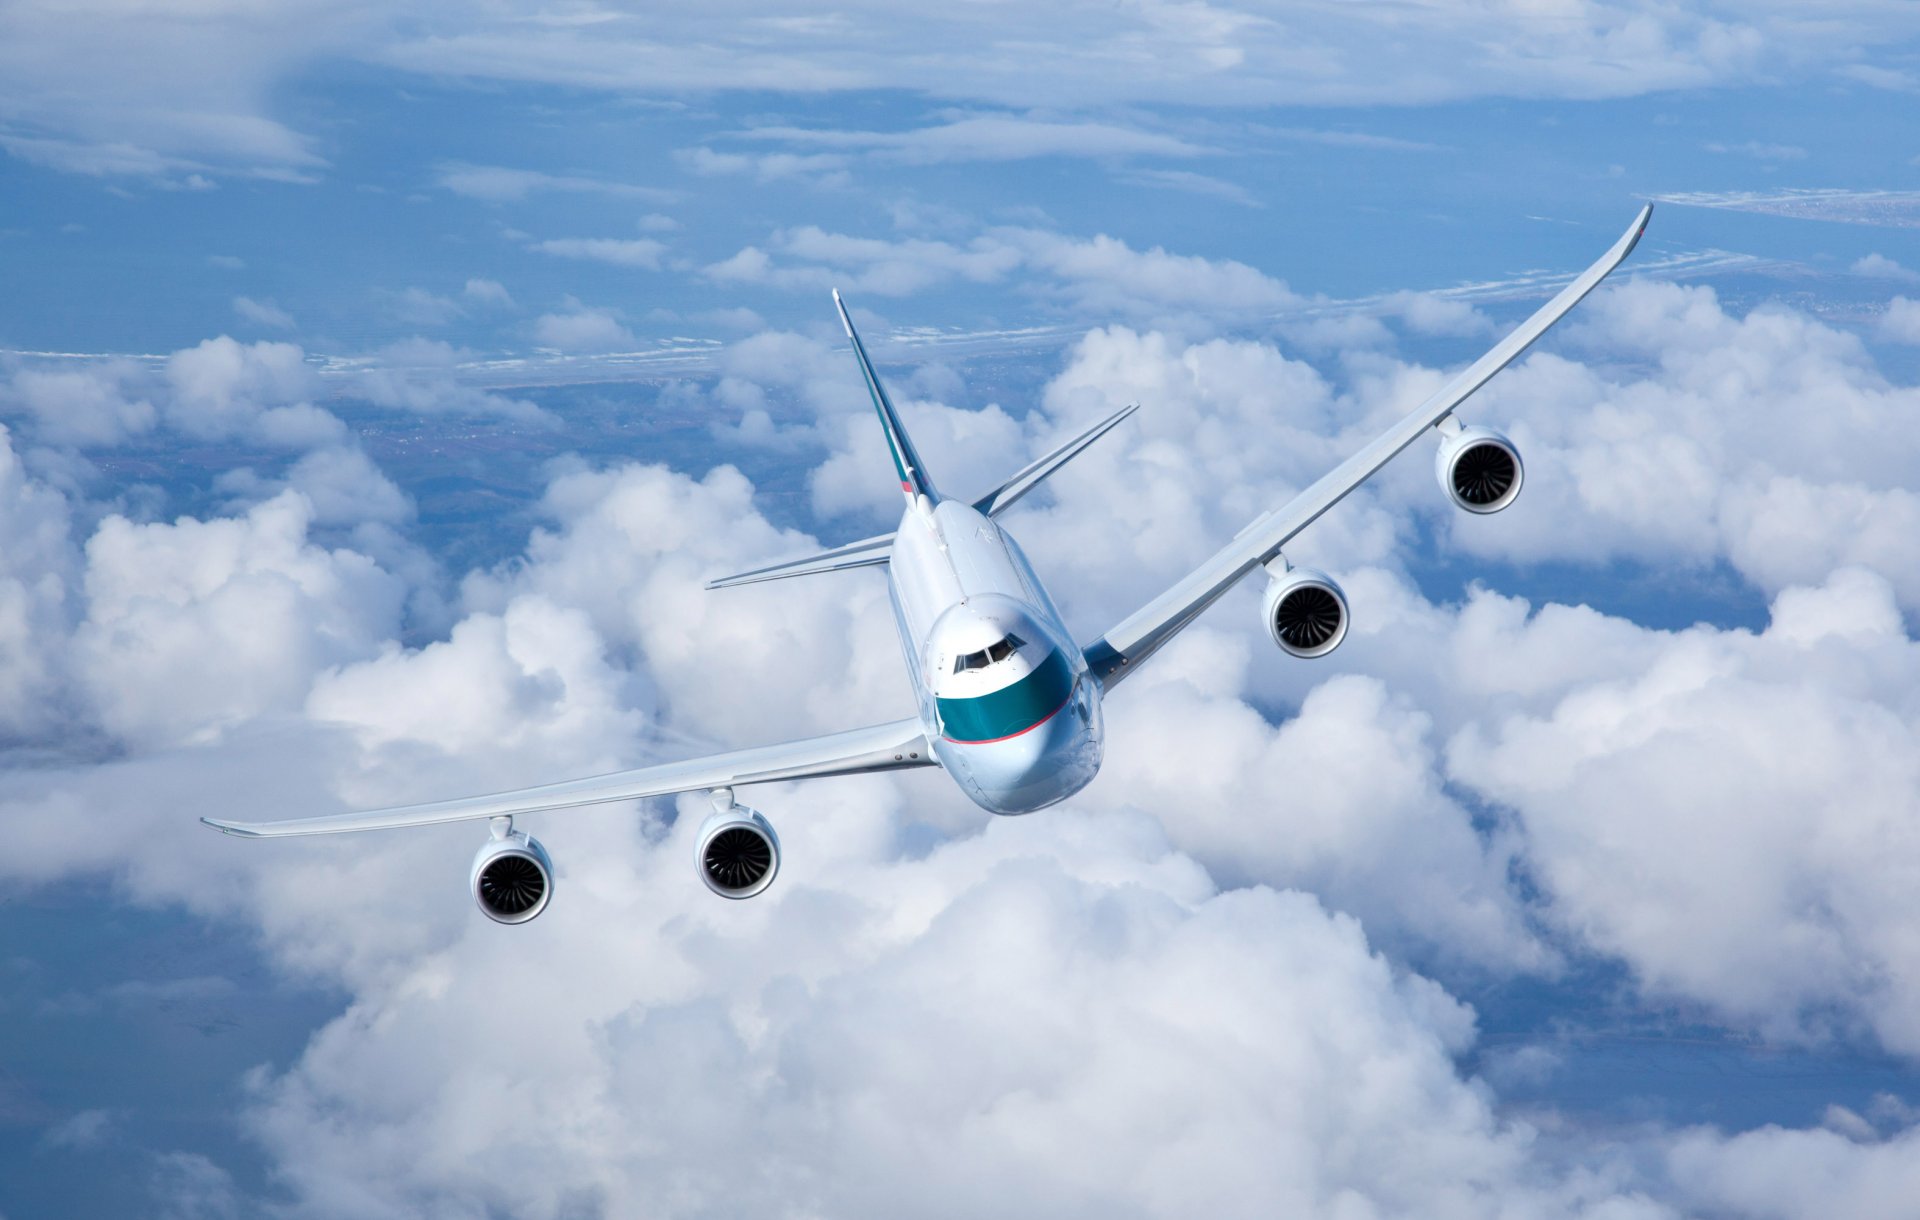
937, 649, 1075, 743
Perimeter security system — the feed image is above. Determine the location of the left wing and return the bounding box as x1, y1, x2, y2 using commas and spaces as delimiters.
1084, 204, 1652, 689
202, 717, 936, 838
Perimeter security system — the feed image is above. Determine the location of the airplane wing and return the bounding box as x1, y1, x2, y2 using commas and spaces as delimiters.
201, 717, 937, 838
1083, 204, 1653, 690
706, 529, 895, 590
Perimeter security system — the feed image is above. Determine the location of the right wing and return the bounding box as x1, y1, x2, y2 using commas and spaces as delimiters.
202, 717, 936, 838
1083, 204, 1653, 689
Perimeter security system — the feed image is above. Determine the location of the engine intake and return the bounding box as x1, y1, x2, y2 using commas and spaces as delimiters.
1262, 567, 1348, 659
471, 826, 554, 924
697, 797, 781, 900
1436, 425, 1524, 514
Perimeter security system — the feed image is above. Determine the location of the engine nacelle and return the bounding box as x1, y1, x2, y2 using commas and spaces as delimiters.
471, 827, 554, 925
1263, 567, 1349, 658
1436, 425, 1524, 514
697, 800, 781, 900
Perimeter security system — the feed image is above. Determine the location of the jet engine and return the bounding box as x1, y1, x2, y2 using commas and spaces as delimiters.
697, 793, 781, 900
471, 822, 554, 924
1263, 567, 1348, 658
1436, 425, 1524, 514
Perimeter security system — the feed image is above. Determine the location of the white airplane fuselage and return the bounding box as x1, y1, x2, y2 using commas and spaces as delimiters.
886, 496, 1103, 814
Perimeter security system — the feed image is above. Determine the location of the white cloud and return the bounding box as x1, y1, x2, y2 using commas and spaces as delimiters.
703, 224, 1297, 319
7, 2, 1920, 185
462, 277, 513, 307
74, 490, 405, 748
0, 361, 158, 446
1655, 189, 1920, 228
0, 425, 79, 735
233, 296, 296, 331
1668, 1118, 1920, 1220
1853, 253, 1920, 282
378, 287, 462, 327
16, 210, 1920, 1217
531, 304, 636, 353
1118, 167, 1262, 207
1379, 290, 1494, 337
162, 336, 325, 443
370, 3, 1912, 112
1704, 139, 1807, 160
677, 145, 853, 186
1878, 296, 1920, 343
349, 338, 551, 422
1008, 228, 1301, 315
434, 162, 675, 203
529, 237, 667, 270
731, 114, 1212, 163
1446, 568, 1920, 1050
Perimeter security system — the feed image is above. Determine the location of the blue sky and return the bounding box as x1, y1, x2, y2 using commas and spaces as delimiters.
8, 4, 1920, 1217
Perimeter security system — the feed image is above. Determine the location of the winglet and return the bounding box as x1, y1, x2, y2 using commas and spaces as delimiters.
1623, 202, 1653, 260
834, 290, 938, 505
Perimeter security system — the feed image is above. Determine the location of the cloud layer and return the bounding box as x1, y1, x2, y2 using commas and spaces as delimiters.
9, 249, 1920, 1215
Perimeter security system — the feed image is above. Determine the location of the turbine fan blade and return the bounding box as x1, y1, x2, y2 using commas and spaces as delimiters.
704, 827, 772, 890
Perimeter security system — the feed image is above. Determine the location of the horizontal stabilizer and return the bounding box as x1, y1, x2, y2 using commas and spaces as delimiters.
707, 530, 894, 590
973, 403, 1138, 518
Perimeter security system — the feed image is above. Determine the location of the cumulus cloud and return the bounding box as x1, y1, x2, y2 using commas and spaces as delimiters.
0, 424, 80, 735
74, 490, 406, 748
218, 445, 413, 528
462, 277, 513, 307
0, 360, 158, 446
14, 234, 1920, 1216
1668, 1115, 1920, 1219
1852, 254, 1920, 283
348, 338, 551, 422
531, 303, 637, 353
1447, 568, 1920, 1051
1878, 296, 1920, 343
163, 336, 334, 445
235, 817, 1671, 1218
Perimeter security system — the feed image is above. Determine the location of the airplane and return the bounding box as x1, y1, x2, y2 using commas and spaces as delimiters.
204, 205, 1654, 924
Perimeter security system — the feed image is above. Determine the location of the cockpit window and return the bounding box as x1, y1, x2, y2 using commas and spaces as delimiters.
953, 633, 1027, 674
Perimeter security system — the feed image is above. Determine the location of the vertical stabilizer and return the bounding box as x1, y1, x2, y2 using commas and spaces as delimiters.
834, 290, 939, 505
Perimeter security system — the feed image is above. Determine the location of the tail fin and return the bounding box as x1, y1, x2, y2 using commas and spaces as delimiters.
834, 290, 938, 505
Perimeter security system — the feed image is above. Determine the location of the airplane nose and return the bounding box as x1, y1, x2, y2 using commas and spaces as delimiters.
960, 706, 1096, 814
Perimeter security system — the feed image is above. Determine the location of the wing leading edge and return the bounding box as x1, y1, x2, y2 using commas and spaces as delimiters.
1084, 204, 1653, 689
202, 717, 937, 838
